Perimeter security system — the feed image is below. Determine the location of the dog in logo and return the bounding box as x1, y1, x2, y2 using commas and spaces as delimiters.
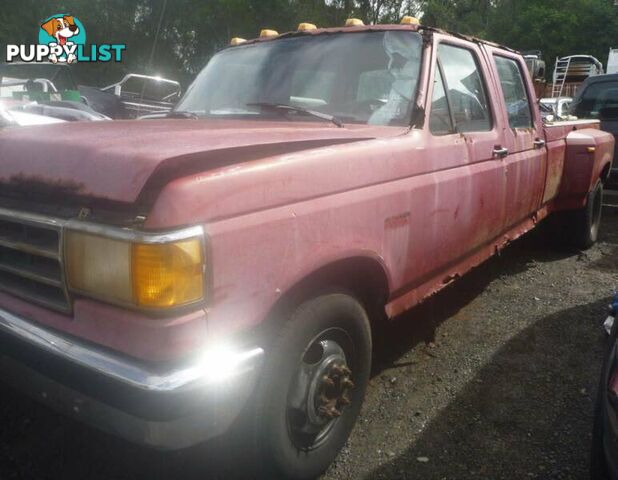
40, 15, 79, 64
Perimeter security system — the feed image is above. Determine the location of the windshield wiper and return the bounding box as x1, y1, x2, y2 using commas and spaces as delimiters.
166, 110, 200, 119
246, 102, 344, 128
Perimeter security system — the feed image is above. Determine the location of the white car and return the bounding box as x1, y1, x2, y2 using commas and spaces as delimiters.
540, 96, 573, 120
0, 106, 66, 127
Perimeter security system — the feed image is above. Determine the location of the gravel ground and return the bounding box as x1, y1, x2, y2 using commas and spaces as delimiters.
0, 203, 616, 480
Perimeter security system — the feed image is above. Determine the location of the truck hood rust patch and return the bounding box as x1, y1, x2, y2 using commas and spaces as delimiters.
0, 119, 404, 206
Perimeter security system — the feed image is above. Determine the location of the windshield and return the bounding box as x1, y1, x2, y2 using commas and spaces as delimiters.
177, 31, 423, 126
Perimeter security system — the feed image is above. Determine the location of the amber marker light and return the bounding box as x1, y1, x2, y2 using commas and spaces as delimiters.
298, 22, 317, 32
260, 29, 279, 38
345, 18, 364, 26
400, 16, 420, 25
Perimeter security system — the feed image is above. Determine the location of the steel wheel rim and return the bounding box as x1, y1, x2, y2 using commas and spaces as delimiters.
286, 327, 356, 450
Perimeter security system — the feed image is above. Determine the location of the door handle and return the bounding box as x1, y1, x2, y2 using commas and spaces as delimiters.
533, 138, 546, 149
493, 146, 509, 158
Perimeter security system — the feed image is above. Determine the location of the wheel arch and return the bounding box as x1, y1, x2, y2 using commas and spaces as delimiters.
264, 254, 392, 335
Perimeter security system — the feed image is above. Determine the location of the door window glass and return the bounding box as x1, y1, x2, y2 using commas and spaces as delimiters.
437, 44, 491, 132
494, 56, 533, 128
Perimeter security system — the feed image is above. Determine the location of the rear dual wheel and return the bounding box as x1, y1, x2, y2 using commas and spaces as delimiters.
570, 180, 603, 250
254, 293, 372, 479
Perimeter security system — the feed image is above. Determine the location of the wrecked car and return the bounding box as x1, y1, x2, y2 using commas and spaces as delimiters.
0, 101, 66, 127
540, 96, 573, 121
0, 17, 613, 480
0, 62, 125, 118
102, 73, 182, 118
571, 73, 618, 188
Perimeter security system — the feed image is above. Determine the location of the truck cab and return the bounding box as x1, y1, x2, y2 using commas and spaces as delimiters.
0, 17, 613, 480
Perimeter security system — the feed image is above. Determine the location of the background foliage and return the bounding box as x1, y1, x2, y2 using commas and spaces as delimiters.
1, 0, 617, 87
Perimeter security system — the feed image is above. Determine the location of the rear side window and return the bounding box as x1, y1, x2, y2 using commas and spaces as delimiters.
436, 44, 491, 133
573, 81, 618, 120
494, 56, 533, 128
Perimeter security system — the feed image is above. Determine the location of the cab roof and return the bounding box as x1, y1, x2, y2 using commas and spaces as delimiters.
227, 22, 519, 55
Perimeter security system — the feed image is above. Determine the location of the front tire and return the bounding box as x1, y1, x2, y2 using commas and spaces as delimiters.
254, 293, 372, 479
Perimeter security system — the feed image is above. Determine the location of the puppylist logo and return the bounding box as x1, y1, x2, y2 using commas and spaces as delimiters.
5, 14, 126, 64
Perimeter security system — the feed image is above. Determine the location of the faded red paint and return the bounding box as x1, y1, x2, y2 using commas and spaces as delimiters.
0, 26, 614, 361
0, 120, 402, 205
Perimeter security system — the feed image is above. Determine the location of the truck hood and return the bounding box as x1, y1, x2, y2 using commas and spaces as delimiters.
0, 118, 404, 206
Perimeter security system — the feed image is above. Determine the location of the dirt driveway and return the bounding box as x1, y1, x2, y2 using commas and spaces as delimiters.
0, 204, 616, 480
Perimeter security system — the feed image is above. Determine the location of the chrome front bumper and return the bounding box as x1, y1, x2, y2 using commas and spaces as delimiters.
0, 307, 264, 449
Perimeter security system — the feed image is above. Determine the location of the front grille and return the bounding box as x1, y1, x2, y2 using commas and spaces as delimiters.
0, 209, 70, 313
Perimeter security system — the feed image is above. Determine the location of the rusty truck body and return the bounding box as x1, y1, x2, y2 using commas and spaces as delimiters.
0, 19, 613, 479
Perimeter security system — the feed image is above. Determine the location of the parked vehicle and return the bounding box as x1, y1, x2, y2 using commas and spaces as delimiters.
102, 73, 182, 118
0, 62, 126, 118
0, 18, 613, 479
1, 94, 107, 130
591, 293, 618, 480
552, 55, 603, 98
524, 50, 547, 80
540, 96, 573, 121
0, 102, 66, 128
0, 64, 181, 119
608, 48, 618, 75
571, 74, 618, 187
523, 50, 547, 98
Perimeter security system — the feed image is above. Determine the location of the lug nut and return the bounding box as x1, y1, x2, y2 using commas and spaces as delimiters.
341, 365, 352, 376
322, 376, 335, 388
339, 395, 351, 406
331, 365, 344, 376
318, 406, 333, 418
342, 378, 355, 389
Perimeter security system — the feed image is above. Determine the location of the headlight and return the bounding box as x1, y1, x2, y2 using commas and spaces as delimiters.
65, 229, 204, 309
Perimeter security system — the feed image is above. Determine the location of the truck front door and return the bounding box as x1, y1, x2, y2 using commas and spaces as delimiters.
411, 35, 507, 280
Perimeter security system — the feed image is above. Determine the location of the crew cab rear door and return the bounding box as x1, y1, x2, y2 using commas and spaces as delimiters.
484, 46, 548, 228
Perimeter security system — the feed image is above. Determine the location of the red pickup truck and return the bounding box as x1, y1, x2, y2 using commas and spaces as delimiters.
0, 18, 613, 479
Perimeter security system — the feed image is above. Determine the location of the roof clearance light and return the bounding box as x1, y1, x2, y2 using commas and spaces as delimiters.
400, 16, 420, 25
298, 22, 317, 32
345, 18, 364, 27
230, 37, 246, 46
260, 29, 279, 38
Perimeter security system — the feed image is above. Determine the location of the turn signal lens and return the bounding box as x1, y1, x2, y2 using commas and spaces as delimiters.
230, 37, 246, 45
132, 240, 204, 308
345, 18, 364, 26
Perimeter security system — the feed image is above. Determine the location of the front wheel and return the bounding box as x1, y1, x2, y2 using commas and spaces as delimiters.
254, 293, 372, 479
